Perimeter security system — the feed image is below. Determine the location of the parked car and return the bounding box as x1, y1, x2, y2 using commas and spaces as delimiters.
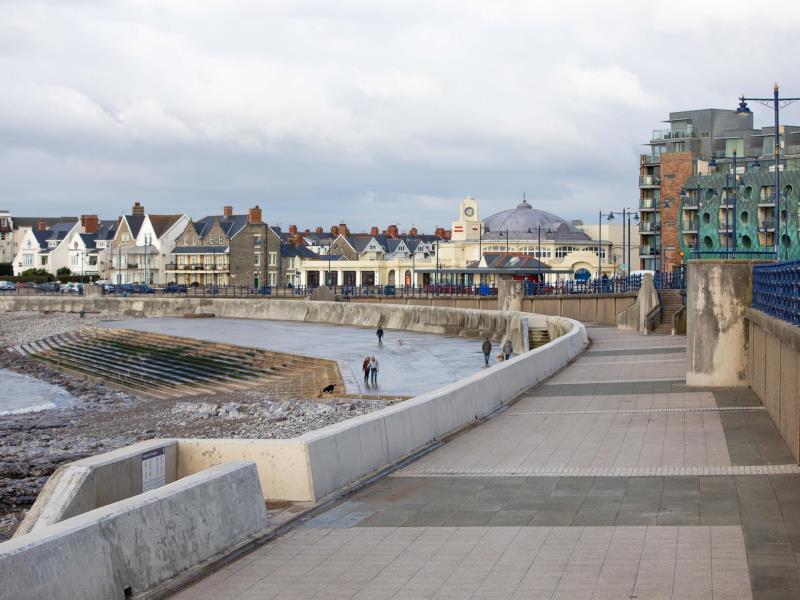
257, 285, 272, 296
205, 285, 220, 295
101, 283, 115, 293
0, 281, 16, 291
164, 283, 188, 294
62, 282, 83, 294
132, 284, 155, 294
16, 282, 38, 289
40, 281, 60, 293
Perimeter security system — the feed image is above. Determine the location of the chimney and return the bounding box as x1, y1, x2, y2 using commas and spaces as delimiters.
117, 216, 122, 226
370, 226, 379, 236
408, 227, 418, 236
338, 223, 349, 236
330, 225, 339, 237
247, 205, 262, 224
315, 227, 323, 234
223, 205, 233, 217
132, 202, 144, 216
292, 234, 303, 248
38, 220, 47, 231
387, 224, 399, 239
289, 224, 298, 235
81, 214, 99, 234
435, 227, 447, 239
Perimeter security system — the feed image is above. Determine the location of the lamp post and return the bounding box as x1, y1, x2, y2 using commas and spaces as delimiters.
604, 209, 638, 276
736, 84, 800, 258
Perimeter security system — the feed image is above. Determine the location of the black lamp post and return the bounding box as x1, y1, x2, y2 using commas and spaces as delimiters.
736, 84, 800, 259
605, 208, 635, 274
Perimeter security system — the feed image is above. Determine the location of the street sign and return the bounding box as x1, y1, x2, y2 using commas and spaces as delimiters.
620, 263, 627, 272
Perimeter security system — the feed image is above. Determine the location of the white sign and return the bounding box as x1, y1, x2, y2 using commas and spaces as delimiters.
141, 448, 166, 492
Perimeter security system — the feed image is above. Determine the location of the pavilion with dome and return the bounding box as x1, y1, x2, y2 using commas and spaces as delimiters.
418, 196, 618, 285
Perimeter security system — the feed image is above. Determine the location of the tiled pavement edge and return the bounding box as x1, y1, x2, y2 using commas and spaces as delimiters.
173, 327, 800, 599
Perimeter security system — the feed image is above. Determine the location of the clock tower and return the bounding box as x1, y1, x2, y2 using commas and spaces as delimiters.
451, 196, 481, 241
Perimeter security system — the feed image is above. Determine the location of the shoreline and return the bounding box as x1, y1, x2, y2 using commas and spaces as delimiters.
0, 311, 404, 541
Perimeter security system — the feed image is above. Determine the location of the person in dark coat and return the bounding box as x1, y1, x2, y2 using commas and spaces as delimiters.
376, 327, 384, 345
482, 337, 492, 367
503, 340, 513, 360
362, 356, 371, 385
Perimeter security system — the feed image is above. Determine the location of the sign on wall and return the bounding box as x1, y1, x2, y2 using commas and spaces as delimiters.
141, 447, 166, 492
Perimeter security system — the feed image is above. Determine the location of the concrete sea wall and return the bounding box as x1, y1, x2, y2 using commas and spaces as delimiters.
0, 461, 268, 600
747, 308, 800, 462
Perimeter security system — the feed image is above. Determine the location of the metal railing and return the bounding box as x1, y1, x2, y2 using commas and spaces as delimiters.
639, 175, 661, 186
640, 222, 660, 233
641, 154, 661, 165
524, 271, 685, 297
753, 260, 800, 324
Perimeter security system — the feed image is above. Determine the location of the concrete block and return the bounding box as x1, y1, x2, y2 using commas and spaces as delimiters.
0, 461, 268, 600
753, 323, 766, 401
765, 332, 782, 424
780, 341, 800, 462
579, 299, 596, 323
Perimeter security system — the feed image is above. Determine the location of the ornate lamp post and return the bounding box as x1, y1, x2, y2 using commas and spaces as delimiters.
736, 84, 800, 258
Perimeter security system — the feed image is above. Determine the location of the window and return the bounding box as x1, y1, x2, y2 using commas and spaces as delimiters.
269, 272, 277, 286
122, 234, 130, 243
585, 246, 606, 258
254, 253, 260, 266
726, 138, 744, 157
22, 254, 33, 266
673, 142, 686, 152
269, 252, 277, 266
555, 246, 577, 258
40, 256, 47, 265
71, 253, 79, 266
218, 235, 224, 245
254, 235, 262, 247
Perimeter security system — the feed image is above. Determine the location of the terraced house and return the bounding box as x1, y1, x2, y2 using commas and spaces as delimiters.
167, 205, 269, 287
108, 202, 187, 284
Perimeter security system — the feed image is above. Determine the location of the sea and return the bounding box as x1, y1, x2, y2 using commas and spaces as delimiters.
0, 368, 75, 415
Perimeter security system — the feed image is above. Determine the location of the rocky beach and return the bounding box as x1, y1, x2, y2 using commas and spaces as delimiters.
0, 311, 402, 541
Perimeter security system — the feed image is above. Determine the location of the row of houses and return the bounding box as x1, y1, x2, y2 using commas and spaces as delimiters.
2, 196, 638, 287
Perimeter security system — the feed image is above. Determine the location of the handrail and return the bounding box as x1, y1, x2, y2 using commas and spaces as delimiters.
672, 305, 687, 335
646, 293, 663, 333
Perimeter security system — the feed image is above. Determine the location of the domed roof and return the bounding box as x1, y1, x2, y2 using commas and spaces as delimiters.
484, 199, 580, 235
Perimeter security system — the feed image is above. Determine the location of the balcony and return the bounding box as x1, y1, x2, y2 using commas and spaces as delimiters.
639, 175, 661, 187
639, 247, 661, 257
762, 219, 776, 231
641, 154, 661, 165
640, 198, 659, 210
683, 221, 699, 232
682, 196, 699, 208
651, 125, 694, 141
639, 222, 661, 233
165, 263, 230, 272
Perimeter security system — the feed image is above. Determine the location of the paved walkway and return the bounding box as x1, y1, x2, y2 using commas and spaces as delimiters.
174, 327, 800, 599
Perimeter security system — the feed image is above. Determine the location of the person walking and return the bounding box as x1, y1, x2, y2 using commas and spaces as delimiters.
481, 337, 492, 367
362, 356, 371, 385
503, 339, 513, 361
369, 355, 379, 386
376, 327, 384, 345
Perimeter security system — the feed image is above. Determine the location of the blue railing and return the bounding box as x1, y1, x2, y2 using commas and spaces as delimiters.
752, 260, 800, 325
524, 271, 685, 297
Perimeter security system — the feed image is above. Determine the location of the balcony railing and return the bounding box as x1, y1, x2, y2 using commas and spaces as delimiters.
640, 222, 660, 233
641, 154, 661, 165
165, 263, 230, 271
762, 219, 776, 230
682, 196, 699, 207
651, 125, 694, 141
683, 221, 699, 231
640, 198, 659, 209
639, 175, 661, 186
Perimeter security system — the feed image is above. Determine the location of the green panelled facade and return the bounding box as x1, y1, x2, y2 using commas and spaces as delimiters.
679, 168, 800, 261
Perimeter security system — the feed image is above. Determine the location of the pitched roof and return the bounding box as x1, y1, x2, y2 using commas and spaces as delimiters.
482, 252, 550, 270
13, 217, 77, 230
280, 243, 318, 258
94, 220, 118, 241
125, 215, 146, 238
148, 214, 183, 238
194, 214, 250, 239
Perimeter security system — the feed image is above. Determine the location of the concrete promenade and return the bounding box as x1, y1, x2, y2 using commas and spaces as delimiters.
174, 327, 800, 599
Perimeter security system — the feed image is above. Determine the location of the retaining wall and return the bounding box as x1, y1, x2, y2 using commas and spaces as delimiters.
0, 461, 268, 600
747, 308, 800, 462
16, 440, 178, 536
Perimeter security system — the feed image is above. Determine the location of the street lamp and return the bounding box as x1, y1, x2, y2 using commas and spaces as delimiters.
605, 208, 636, 275
736, 84, 800, 258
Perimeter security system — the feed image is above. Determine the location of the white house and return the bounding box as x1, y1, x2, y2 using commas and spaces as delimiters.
12, 220, 81, 275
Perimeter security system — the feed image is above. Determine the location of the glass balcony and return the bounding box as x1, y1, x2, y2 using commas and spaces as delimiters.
639, 175, 661, 186
639, 222, 661, 233
641, 154, 661, 165
651, 124, 694, 141
683, 220, 698, 231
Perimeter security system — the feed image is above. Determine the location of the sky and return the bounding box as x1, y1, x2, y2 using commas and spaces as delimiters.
2, 0, 800, 234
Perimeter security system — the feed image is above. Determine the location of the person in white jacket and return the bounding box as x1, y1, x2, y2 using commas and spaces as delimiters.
369, 355, 379, 386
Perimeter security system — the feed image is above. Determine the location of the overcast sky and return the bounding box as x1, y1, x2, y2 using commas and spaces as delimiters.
2, 0, 800, 233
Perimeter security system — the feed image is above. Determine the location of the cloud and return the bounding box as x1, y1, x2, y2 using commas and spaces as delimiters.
1, 0, 799, 230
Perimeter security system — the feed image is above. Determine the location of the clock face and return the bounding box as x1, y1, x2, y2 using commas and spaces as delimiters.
464, 207, 474, 217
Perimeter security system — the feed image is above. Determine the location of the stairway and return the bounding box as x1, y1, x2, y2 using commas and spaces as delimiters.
12, 327, 344, 399
529, 328, 550, 349
654, 290, 684, 335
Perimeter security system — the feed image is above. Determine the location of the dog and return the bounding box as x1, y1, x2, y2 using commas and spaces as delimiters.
321, 383, 336, 395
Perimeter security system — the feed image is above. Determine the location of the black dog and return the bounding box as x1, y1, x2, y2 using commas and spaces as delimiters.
322, 384, 336, 394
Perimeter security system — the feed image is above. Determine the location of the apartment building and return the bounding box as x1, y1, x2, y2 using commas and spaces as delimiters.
167, 205, 268, 287
640, 108, 753, 270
